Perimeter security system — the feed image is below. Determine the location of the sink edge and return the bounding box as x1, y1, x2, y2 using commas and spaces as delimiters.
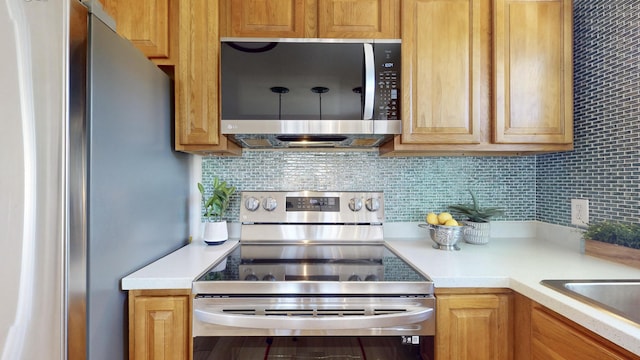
540, 279, 640, 327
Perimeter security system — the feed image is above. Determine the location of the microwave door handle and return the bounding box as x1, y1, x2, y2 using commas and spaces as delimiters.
363, 43, 375, 120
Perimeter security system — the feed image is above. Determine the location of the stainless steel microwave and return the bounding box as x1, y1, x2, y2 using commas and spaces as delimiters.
220, 38, 401, 149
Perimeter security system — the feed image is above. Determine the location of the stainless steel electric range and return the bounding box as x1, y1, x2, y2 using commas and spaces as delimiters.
192, 191, 435, 338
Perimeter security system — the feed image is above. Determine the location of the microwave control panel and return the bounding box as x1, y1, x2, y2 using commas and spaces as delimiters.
373, 43, 401, 120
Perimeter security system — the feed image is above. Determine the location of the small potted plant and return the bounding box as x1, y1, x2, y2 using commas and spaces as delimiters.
448, 190, 504, 244
198, 176, 236, 245
582, 221, 640, 269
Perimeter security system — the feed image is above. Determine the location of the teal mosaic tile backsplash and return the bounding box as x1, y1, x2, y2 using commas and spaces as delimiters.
202, 152, 536, 223
537, 0, 639, 227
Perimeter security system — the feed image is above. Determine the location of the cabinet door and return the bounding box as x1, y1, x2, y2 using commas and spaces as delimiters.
176, 0, 241, 155
223, 0, 307, 38
317, 0, 399, 38
176, 0, 218, 148
531, 304, 639, 360
494, 0, 573, 144
101, 0, 175, 64
436, 292, 512, 360
129, 291, 190, 360
401, 0, 484, 144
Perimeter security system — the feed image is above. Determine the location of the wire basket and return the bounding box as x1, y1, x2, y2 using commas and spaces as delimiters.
418, 223, 467, 251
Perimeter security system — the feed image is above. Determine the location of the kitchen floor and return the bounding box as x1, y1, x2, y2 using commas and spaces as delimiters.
193, 336, 427, 360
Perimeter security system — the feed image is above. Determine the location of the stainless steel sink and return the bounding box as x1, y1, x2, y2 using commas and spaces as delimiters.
540, 279, 640, 325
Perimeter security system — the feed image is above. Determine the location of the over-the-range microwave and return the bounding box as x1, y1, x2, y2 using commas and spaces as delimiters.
220, 38, 401, 149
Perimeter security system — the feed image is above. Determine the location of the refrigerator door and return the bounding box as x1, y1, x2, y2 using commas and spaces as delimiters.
0, 0, 66, 359
2, 1, 189, 359
71, 6, 190, 359
83, 11, 190, 360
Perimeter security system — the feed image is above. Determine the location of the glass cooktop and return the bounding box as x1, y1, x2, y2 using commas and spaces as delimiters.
196, 243, 429, 283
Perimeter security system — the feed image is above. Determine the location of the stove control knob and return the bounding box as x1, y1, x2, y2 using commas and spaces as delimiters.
262, 197, 278, 211
365, 197, 380, 212
365, 274, 379, 281
244, 273, 259, 281
245, 197, 260, 211
348, 274, 362, 281
262, 274, 277, 281
348, 197, 363, 212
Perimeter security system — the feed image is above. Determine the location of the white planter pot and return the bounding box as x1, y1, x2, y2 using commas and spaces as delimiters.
202, 221, 228, 245
462, 221, 491, 245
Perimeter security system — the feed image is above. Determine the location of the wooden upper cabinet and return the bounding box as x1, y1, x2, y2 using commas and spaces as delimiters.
220, 0, 399, 38
222, 0, 307, 38
101, 0, 240, 155
177, 0, 218, 148
400, 0, 484, 144
175, 0, 241, 155
318, 0, 399, 38
101, 0, 177, 65
380, 0, 573, 156
494, 0, 573, 144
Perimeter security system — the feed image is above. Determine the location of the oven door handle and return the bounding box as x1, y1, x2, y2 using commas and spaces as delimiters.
194, 306, 433, 330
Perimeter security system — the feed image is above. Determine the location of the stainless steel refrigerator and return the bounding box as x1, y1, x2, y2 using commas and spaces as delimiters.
1, 1, 190, 359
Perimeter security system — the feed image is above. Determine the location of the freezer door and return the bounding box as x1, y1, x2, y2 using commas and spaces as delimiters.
0, 1, 67, 360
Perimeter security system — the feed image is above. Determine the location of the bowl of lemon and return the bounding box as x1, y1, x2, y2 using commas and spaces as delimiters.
419, 212, 466, 251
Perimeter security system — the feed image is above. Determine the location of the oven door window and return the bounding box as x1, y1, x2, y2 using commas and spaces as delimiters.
194, 336, 431, 360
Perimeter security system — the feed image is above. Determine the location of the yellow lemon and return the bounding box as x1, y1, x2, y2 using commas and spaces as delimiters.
444, 219, 459, 226
437, 212, 453, 225
426, 212, 439, 225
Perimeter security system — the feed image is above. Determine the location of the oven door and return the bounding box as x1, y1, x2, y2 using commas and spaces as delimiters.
193, 296, 435, 337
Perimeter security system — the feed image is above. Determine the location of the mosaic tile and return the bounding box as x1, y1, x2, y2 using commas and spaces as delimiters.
537, 0, 640, 227
202, 153, 535, 223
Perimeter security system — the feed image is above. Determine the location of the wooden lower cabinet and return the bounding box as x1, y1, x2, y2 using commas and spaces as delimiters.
128, 289, 192, 360
126, 289, 640, 360
514, 292, 640, 360
435, 288, 513, 360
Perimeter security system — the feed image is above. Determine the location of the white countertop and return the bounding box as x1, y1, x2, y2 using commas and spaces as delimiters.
121, 239, 239, 290
122, 221, 640, 355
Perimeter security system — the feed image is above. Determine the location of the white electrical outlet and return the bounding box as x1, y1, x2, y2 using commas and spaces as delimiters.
571, 199, 589, 227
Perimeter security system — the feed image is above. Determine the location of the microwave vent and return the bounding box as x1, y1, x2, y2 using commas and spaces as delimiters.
239, 138, 273, 148
351, 138, 381, 147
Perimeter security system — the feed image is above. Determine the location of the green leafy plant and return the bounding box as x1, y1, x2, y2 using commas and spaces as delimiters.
583, 221, 640, 249
448, 190, 504, 223
197, 176, 236, 222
